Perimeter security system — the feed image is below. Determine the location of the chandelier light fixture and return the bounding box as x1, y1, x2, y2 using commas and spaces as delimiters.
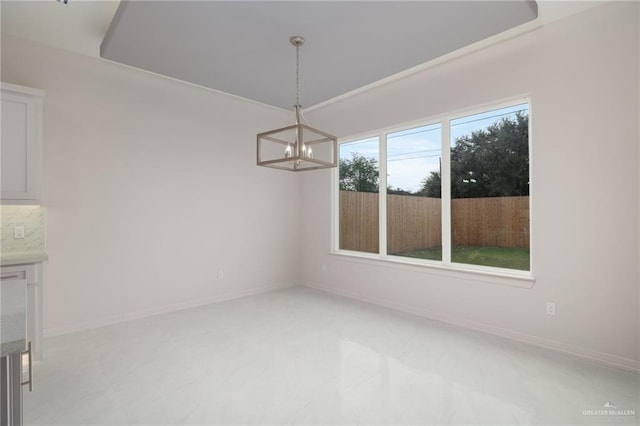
257, 36, 337, 171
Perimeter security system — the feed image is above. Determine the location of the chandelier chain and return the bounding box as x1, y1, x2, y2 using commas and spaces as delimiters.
295, 43, 300, 107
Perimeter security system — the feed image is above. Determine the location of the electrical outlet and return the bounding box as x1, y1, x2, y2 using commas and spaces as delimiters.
14, 225, 25, 239
218, 270, 224, 280
321, 264, 327, 273
546, 302, 556, 316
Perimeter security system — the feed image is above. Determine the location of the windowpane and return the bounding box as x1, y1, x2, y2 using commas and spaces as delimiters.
339, 137, 379, 253
450, 103, 530, 270
386, 124, 442, 260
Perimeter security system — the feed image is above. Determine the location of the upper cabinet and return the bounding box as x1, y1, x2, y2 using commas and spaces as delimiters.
1, 83, 44, 204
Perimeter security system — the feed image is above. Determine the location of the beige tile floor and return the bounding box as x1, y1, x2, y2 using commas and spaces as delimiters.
24, 287, 639, 425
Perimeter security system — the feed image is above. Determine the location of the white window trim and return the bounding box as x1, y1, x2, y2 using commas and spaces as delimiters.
331, 96, 534, 287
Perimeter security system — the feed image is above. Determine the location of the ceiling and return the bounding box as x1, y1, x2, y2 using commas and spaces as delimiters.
2, 1, 607, 110
100, 1, 539, 110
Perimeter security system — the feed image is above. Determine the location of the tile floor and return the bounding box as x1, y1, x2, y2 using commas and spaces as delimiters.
25, 287, 639, 425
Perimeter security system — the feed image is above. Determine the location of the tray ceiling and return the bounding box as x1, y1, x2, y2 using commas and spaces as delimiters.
100, 1, 538, 110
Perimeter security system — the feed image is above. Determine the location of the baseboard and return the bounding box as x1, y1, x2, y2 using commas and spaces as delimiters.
44, 283, 294, 338
304, 282, 639, 373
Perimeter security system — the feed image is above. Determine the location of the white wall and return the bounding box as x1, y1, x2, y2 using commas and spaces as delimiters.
300, 2, 640, 370
1, 36, 300, 335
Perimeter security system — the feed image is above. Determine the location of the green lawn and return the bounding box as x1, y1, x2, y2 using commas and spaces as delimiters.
392, 246, 530, 271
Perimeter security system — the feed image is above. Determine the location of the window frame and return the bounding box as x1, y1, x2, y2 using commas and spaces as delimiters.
331, 96, 534, 286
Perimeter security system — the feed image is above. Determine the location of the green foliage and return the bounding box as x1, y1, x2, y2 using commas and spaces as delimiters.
339, 153, 379, 193
420, 113, 529, 198
387, 186, 414, 196
416, 171, 441, 198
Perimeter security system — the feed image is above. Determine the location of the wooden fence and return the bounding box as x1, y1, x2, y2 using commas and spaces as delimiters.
339, 191, 379, 253
339, 191, 529, 253
387, 194, 442, 253
451, 196, 529, 249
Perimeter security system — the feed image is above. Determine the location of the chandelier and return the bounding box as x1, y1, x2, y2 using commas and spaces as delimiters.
257, 36, 337, 171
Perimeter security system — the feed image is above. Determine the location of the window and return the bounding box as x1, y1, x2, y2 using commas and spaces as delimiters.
450, 104, 530, 271
335, 100, 531, 275
387, 124, 442, 260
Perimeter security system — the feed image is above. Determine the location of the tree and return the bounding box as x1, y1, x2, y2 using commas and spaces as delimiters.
417, 171, 441, 198
387, 186, 413, 196
339, 153, 379, 193
419, 113, 529, 198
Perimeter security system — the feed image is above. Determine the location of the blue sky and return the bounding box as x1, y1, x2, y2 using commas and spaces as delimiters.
340, 103, 528, 193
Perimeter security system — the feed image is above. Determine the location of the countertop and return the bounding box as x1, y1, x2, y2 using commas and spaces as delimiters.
1, 278, 27, 357
1, 337, 26, 357
1, 252, 48, 266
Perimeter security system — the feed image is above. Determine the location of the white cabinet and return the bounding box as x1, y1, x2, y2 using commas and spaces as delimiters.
1, 264, 43, 361
1, 82, 44, 204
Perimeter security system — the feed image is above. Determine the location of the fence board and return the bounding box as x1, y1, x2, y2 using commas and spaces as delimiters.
451, 196, 529, 248
339, 191, 379, 253
387, 194, 441, 253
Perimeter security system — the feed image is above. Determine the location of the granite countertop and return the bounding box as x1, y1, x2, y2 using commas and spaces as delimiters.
1, 279, 27, 357
1, 251, 48, 266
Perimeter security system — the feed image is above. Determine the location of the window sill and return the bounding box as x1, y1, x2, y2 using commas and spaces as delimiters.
330, 250, 535, 289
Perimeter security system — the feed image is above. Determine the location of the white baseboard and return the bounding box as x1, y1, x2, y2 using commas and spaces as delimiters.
44, 283, 294, 338
304, 282, 639, 373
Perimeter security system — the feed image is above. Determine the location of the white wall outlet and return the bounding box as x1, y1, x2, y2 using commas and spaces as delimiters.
218, 270, 224, 280
321, 264, 327, 273
546, 302, 556, 316
14, 225, 25, 239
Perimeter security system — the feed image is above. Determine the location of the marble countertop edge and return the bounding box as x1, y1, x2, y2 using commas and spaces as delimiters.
1, 252, 48, 266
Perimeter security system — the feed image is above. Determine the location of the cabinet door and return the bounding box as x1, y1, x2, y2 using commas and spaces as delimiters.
1, 85, 43, 203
